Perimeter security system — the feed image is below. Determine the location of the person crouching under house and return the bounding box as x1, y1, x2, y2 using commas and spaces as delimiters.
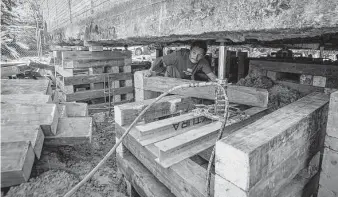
144, 41, 217, 82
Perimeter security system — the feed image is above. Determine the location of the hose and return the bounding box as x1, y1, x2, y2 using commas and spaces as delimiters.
63, 81, 227, 197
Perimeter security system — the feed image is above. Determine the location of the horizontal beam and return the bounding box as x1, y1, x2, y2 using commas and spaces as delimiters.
134, 71, 269, 107
63, 59, 125, 68
1, 79, 51, 95
215, 92, 329, 196
63, 72, 132, 86
62, 51, 126, 61
1, 94, 52, 104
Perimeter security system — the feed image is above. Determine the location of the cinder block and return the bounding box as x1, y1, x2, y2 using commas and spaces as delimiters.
313, 76, 327, 87
300, 74, 313, 85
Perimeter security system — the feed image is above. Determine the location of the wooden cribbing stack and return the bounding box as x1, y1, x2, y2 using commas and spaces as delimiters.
52, 48, 134, 109
1, 79, 93, 188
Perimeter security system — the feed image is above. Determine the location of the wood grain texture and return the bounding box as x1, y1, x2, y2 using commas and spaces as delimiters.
275, 80, 324, 96
62, 51, 126, 61
59, 102, 88, 117
116, 142, 176, 197
114, 95, 195, 126
1, 79, 51, 95
319, 148, 338, 194
1, 125, 44, 159
115, 123, 213, 197
326, 91, 338, 138
1, 94, 52, 104
215, 92, 329, 194
1, 141, 35, 188
44, 117, 92, 146
134, 71, 268, 107
250, 60, 338, 77
64, 59, 124, 68
63, 72, 132, 86
1, 103, 59, 136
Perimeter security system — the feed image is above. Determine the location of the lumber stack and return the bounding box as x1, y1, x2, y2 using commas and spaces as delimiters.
115, 95, 270, 197
1, 79, 92, 188
249, 60, 338, 95
318, 91, 338, 197
214, 92, 329, 197
52, 48, 134, 107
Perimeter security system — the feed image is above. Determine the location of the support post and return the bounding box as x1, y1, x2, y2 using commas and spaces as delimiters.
217, 41, 226, 80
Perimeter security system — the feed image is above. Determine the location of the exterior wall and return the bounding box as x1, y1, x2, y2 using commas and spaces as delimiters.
40, 0, 338, 43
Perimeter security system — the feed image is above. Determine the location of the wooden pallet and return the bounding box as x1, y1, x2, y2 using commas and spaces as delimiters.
54, 50, 134, 104
115, 95, 271, 197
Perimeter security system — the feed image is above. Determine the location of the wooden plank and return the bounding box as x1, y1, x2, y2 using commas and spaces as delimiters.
313, 76, 327, 87
1, 94, 52, 104
59, 102, 88, 117
250, 60, 338, 77
1, 125, 44, 159
114, 95, 195, 126
1, 79, 51, 95
63, 59, 123, 68
65, 86, 133, 102
155, 121, 222, 168
1, 141, 35, 188
319, 148, 338, 195
63, 72, 132, 86
62, 51, 126, 61
44, 117, 92, 146
89, 46, 103, 52
116, 143, 176, 197
1, 65, 20, 77
1, 103, 59, 136
115, 124, 213, 197
54, 64, 73, 77
136, 113, 212, 146
214, 92, 329, 195
135, 71, 268, 107
56, 76, 74, 94
326, 91, 338, 138
275, 80, 324, 96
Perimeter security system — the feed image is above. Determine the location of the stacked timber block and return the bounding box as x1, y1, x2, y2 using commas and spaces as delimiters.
318, 91, 338, 197
115, 90, 271, 197
1, 79, 92, 188
214, 92, 329, 197
52, 49, 134, 106
249, 60, 338, 95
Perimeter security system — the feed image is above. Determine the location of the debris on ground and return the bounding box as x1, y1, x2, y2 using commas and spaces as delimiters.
237, 75, 302, 110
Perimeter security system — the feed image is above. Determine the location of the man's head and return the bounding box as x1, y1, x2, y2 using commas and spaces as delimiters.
189, 41, 207, 64
124, 44, 128, 50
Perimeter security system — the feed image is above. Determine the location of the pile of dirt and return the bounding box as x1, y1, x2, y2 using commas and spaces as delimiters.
237, 75, 302, 110
4, 111, 128, 197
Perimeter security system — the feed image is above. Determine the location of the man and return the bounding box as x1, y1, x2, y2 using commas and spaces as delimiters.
144, 41, 217, 81
122, 44, 132, 57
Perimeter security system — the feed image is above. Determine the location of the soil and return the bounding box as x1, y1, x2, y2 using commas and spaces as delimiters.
3, 112, 129, 197
237, 75, 303, 110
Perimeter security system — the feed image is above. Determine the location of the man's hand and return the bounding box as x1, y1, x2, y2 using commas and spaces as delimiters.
144, 69, 155, 77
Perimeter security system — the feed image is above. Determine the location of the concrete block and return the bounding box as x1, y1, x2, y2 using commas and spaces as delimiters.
313, 76, 327, 87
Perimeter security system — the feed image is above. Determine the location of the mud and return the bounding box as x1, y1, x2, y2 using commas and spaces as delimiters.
4, 112, 128, 197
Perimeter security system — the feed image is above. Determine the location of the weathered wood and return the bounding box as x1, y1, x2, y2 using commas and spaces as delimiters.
136, 113, 212, 146
215, 92, 329, 195
319, 148, 338, 195
275, 80, 324, 96
44, 117, 92, 146
114, 95, 195, 126
326, 91, 338, 138
56, 76, 74, 94
89, 46, 103, 52
63, 72, 132, 86
116, 142, 176, 197
1, 94, 52, 104
59, 102, 88, 117
313, 76, 327, 87
250, 60, 338, 77
134, 71, 269, 107
54, 64, 73, 77
1, 125, 44, 159
115, 123, 213, 197
1, 65, 20, 77
155, 121, 221, 168
64, 86, 133, 102
62, 51, 126, 61
1, 79, 51, 95
63, 59, 124, 68
1, 141, 35, 188
1, 103, 59, 136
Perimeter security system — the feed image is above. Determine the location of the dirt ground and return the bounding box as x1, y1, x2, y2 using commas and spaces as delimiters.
2, 112, 129, 197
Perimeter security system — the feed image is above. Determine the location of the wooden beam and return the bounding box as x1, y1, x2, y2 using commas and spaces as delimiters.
1, 125, 44, 159
134, 71, 268, 107
136, 113, 212, 146
215, 92, 329, 196
326, 91, 338, 138
1, 141, 35, 188
250, 60, 338, 77
63, 59, 124, 68
1, 103, 59, 136
275, 80, 324, 96
114, 95, 195, 126
1, 79, 51, 95
63, 72, 132, 86
44, 117, 92, 146
62, 51, 126, 61
59, 102, 88, 117
64, 86, 133, 102
115, 123, 213, 197
1, 94, 52, 104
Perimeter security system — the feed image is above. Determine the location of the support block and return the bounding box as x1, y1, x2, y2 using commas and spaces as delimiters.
313, 76, 327, 87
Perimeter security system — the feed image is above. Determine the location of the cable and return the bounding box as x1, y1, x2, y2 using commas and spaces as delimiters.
63, 80, 226, 197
